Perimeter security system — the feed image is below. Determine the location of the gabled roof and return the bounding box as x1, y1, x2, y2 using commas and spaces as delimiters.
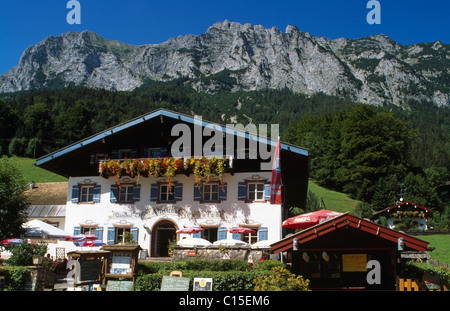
271, 213, 429, 253
371, 201, 432, 219
36, 108, 308, 168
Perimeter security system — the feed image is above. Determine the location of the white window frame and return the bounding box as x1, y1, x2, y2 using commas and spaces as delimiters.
81, 226, 96, 236
118, 185, 134, 203
159, 184, 175, 202
203, 183, 219, 201
247, 182, 265, 201
80, 185, 94, 203
115, 227, 131, 244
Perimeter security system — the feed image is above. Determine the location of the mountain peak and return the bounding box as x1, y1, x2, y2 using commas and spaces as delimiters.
0, 22, 448, 106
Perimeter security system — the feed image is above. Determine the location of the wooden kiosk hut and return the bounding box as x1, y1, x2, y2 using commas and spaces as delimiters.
271, 213, 430, 290
101, 244, 142, 290
67, 250, 110, 289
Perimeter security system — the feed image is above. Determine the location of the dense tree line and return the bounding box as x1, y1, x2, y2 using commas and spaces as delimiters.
0, 80, 355, 157
0, 80, 448, 224
285, 103, 449, 224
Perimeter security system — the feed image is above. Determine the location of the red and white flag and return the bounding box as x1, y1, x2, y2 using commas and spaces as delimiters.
270, 137, 282, 204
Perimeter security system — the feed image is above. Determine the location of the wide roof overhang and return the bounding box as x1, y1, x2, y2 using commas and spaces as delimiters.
36, 108, 309, 176
271, 213, 430, 253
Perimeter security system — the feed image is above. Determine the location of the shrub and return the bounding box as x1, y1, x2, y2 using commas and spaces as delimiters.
254, 259, 286, 271
137, 259, 249, 275
1, 266, 31, 291
253, 266, 310, 291
6, 240, 47, 266
134, 270, 270, 291
400, 260, 450, 283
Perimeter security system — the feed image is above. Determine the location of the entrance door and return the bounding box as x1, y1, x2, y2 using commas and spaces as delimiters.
151, 220, 177, 257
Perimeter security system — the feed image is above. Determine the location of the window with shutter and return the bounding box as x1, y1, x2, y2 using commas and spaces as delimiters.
80, 185, 94, 202
218, 227, 227, 240
71, 185, 80, 203
258, 227, 268, 241
93, 185, 101, 203
107, 227, 115, 244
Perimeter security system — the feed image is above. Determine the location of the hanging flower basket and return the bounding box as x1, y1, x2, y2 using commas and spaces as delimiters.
99, 156, 227, 189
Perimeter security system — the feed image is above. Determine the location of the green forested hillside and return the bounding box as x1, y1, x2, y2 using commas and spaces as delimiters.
0, 81, 448, 228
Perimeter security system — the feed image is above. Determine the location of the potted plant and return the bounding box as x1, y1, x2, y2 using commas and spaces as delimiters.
167, 237, 177, 257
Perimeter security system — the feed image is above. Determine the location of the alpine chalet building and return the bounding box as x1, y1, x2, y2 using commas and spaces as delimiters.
36, 109, 309, 257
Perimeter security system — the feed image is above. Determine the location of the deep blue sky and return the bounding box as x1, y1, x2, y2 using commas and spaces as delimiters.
0, 0, 448, 74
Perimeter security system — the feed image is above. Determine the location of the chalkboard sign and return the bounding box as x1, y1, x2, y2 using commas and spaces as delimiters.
106, 280, 134, 291
79, 259, 102, 282
160, 276, 190, 291
193, 278, 213, 291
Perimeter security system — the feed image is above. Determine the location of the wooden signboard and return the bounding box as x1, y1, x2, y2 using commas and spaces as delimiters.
78, 259, 102, 282
160, 276, 190, 291
193, 278, 213, 291
109, 253, 133, 275
106, 279, 134, 291
342, 254, 367, 272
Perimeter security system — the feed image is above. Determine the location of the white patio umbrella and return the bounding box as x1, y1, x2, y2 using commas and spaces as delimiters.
23, 219, 71, 239
177, 237, 212, 248
213, 239, 249, 247
251, 240, 279, 249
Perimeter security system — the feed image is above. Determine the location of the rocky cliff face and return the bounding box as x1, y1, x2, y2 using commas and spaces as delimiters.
1, 20, 448, 106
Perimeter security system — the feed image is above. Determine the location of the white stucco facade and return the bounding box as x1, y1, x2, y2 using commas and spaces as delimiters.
65, 171, 282, 254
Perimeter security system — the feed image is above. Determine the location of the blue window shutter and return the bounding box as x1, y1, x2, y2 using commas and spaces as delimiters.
110, 184, 118, 203
71, 185, 80, 203
90, 154, 95, 165
131, 227, 139, 244
193, 183, 202, 201
174, 183, 183, 201
133, 184, 141, 202
73, 226, 81, 235
264, 180, 271, 201
232, 233, 242, 240
131, 149, 137, 158
143, 147, 149, 158
238, 182, 247, 201
218, 227, 227, 240
93, 185, 101, 203
160, 147, 168, 157
107, 227, 115, 244
258, 227, 268, 241
150, 183, 159, 201
95, 227, 103, 241
218, 183, 227, 201
192, 230, 202, 238
111, 150, 118, 159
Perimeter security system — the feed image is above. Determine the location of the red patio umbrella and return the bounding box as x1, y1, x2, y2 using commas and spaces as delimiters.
176, 227, 203, 234
227, 227, 256, 234
228, 227, 256, 243
82, 240, 106, 247
282, 209, 343, 229
64, 234, 97, 241
0, 238, 23, 245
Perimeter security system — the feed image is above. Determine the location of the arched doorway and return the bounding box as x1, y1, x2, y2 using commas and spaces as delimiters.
151, 220, 177, 257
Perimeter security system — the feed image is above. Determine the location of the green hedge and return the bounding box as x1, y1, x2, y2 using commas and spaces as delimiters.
400, 261, 450, 282
135, 259, 285, 291
0, 266, 31, 291
135, 270, 270, 291
137, 259, 279, 274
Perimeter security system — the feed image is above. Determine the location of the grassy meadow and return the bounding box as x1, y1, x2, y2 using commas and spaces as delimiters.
11, 156, 67, 183
308, 180, 360, 213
